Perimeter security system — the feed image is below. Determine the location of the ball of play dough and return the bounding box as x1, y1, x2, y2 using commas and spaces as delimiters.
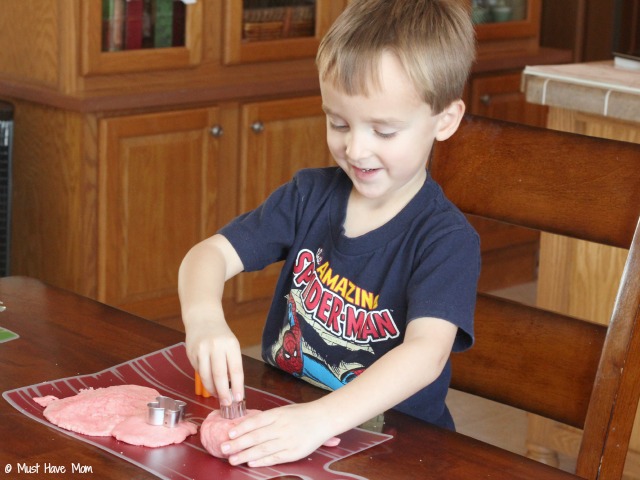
200, 409, 342, 459
200, 409, 260, 458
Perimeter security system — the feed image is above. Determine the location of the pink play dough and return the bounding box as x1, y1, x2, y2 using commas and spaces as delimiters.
36, 385, 160, 436
34, 385, 198, 448
200, 409, 261, 458
33, 395, 58, 407
112, 415, 198, 447
200, 409, 341, 459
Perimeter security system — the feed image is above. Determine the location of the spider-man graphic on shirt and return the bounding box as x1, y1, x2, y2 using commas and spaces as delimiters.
274, 294, 363, 390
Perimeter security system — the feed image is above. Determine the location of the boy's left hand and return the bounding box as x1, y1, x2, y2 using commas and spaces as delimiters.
221, 402, 336, 467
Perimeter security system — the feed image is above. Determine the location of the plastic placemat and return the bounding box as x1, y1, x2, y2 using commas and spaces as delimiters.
3, 343, 392, 479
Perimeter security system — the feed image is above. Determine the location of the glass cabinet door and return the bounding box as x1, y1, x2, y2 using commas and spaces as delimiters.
224, 0, 337, 64
82, 0, 202, 75
472, 0, 540, 41
472, 0, 528, 24
101, 0, 188, 52
242, 0, 317, 43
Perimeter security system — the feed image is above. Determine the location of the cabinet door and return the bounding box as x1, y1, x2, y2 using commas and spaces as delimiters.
236, 96, 333, 303
223, 0, 344, 64
82, 0, 203, 75
99, 107, 220, 318
474, 0, 540, 41
470, 71, 548, 127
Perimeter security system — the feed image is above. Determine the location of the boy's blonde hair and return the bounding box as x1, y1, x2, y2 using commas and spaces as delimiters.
316, 0, 476, 114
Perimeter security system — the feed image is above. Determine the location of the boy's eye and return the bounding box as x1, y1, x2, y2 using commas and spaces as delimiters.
327, 119, 397, 138
329, 122, 349, 132
375, 130, 397, 139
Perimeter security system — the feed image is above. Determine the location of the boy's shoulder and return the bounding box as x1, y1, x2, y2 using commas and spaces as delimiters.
416, 177, 479, 241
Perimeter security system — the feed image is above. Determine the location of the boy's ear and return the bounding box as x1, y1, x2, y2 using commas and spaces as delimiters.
435, 100, 466, 142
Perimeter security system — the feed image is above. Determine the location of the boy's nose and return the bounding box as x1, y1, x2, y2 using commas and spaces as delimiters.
345, 130, 368, 161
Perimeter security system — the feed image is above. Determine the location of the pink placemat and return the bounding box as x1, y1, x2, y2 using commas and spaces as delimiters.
3, 343, 392, 479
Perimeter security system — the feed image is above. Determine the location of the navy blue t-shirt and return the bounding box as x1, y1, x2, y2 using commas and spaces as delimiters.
220, 167, 480, 428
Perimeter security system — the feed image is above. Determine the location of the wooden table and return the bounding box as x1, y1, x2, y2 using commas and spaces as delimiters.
0, 276, 577, 479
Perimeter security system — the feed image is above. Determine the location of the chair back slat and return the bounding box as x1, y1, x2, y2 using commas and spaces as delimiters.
431, 116, 640, 249
450, 294, 606, 429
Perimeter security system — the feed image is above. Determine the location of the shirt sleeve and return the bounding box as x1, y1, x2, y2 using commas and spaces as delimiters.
219, 178, 301, 272
406, 224, 480, 352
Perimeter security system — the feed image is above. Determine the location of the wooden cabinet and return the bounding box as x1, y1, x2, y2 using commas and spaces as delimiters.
0, 1, 330, 106
0, 0, 571, 324
0, 0, 345, 321
540, 0, 616, 62
468, 0, 566, 129
8, 100, 230, 320
98, 108, 221, 318
9, 102, 98, 299
236, 96, 333, 303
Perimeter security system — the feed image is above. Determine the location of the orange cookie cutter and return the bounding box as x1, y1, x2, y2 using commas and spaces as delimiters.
194, 371, 212, 398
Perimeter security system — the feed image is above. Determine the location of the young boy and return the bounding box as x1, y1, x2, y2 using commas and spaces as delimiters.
178, 0, 479, 467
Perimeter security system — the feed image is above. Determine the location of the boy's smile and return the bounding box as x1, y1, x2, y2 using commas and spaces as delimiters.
320, 52, 462, 217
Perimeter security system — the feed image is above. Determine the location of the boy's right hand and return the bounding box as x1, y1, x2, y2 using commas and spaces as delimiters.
186, 318, 245, 406
178, 234, 247, 405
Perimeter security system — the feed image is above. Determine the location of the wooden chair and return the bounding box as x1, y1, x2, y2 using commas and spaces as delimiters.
431, 115, 640, 479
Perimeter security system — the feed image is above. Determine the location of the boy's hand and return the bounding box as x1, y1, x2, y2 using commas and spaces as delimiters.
179, 233, 247, 405
186, 319, 244, 405
221, 402, 336, 467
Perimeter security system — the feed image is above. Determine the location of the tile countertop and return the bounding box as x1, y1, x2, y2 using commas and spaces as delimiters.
522, 61, 640, 123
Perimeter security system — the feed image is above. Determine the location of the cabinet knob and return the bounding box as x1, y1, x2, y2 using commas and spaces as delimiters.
210, 125, 224, 137
251, 121, 265, 134
480, 94, 492, 106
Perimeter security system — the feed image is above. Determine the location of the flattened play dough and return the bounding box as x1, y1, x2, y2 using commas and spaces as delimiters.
112, 415, 198, 447
35, 385, 197, 447
33, 395, 58, 407
37, 385, 160, 436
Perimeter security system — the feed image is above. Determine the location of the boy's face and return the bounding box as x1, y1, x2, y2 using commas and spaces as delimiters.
320, 52, 459, 207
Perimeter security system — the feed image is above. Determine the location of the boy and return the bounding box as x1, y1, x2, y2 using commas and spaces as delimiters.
178, 0, 479, 467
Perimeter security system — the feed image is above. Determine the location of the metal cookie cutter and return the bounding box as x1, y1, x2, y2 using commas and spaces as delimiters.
147, 396, 187, 428
220, 400, 246, 420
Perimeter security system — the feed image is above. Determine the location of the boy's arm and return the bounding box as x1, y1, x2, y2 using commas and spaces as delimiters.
178, 233, 246, 405
221, 316, 457, 467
